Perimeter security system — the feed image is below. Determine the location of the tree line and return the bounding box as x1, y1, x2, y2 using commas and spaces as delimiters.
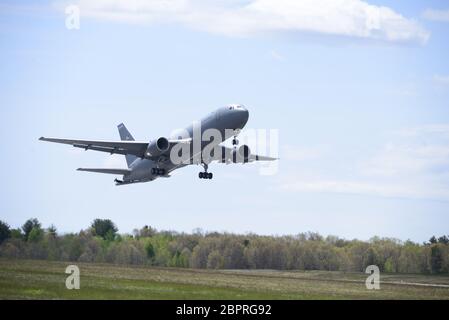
0, 218, 448, 274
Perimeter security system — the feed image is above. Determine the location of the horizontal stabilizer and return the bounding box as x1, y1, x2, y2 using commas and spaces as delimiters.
77, 168, 131, 175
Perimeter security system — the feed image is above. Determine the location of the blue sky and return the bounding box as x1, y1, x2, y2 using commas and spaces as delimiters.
1, 0, 448, 242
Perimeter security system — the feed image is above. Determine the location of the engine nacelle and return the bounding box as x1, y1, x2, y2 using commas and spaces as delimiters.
145, 137, 170, 158
232, 145, 251, 163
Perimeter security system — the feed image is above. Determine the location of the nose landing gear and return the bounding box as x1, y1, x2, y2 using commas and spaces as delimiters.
199, 163, 213, 180
232, 129, 241, 147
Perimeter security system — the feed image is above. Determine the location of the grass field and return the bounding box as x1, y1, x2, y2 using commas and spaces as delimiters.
1, 258, 449, 299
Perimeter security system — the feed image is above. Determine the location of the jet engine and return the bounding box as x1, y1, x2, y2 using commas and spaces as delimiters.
145, 137, 170, 158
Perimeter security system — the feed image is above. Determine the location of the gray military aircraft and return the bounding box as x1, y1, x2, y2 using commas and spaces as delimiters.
39, 105, 277, 185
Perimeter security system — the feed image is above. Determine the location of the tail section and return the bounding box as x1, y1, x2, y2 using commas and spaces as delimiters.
118, 123, 138, 167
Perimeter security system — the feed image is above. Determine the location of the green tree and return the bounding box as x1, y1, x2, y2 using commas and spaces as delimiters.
429, 236, 437, 244
179, 248, 192, 268
207, 250, 224, 269
191, 245, 209, 268
10, 228, 23, 239
430, 244, 443, 273
223, 242, 246, 269
91, 219, 118, 240
438, 236, 449, 245
47, 225, 57, 239
145, 242, 155, 260
138, 225, 157, 238
28, 227, 44, 242
0, 220, 11, 244
384, 257, 395, 273
22, 218, 42, 241
365, 246, 381, 268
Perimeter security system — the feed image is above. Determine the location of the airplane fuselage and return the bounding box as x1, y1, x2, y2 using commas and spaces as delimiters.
123, 105, 249, 184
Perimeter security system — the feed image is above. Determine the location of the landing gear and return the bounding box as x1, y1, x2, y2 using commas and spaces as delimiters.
199, 172, 213, 179
151, 168, 166, 176
199, 163, 213, 179
232, 129, 241, 146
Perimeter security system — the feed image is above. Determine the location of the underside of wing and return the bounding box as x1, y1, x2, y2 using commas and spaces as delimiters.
208, 146, 279, 163
249, 154, 279, 161
39, 137, 148, 157
77, 168, 131, 175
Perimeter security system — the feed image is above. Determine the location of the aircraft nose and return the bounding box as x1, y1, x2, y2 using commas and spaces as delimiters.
224, 104, 249, 129
236, 106, 249, 127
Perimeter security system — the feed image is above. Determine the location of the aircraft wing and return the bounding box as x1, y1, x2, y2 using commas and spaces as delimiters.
77, 168, 131, 175
39, 137, 148, 157
39, 137, 191, 158
208, 146, 278, 163
249, 154, 279, 161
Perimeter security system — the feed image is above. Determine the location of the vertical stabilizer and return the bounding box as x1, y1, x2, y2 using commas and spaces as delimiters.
118, 123, 138, 168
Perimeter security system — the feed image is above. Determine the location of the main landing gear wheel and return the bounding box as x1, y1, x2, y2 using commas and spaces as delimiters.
199, 163, 213, 179
199, 172, 213, 179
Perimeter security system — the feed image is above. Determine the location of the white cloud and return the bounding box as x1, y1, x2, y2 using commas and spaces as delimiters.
433, 74, 449, 86
395, 124, 449, 137
278, 124, 449, 201
362, 143, 449, 177
269, 50, 284, 61
70, 0, 429, 44
423, 8, 449, 22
